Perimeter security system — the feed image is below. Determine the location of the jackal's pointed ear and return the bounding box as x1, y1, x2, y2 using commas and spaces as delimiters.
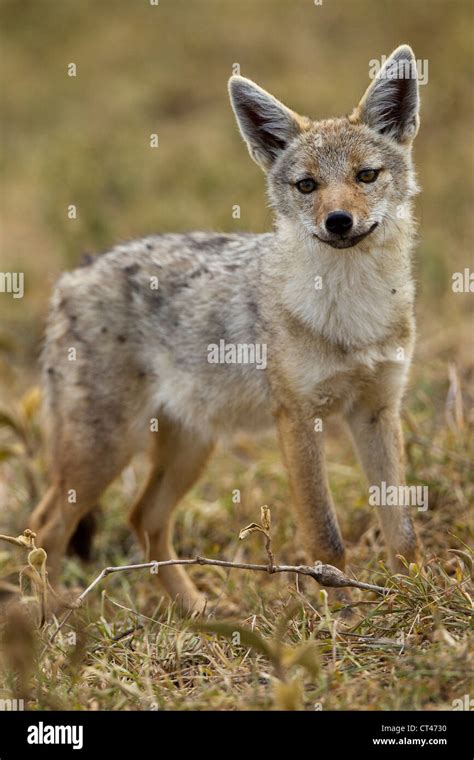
228, 76, 303, 170
353, 45, 420, 145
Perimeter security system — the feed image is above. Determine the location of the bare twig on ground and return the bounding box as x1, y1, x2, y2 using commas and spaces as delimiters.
43, 555, 388, 653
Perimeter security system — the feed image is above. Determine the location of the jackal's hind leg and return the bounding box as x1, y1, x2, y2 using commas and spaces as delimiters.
129, 418, 214, 613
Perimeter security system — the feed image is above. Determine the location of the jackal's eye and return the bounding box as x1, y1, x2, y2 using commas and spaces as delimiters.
295, 178, 317, 194
357, 168, 379, 184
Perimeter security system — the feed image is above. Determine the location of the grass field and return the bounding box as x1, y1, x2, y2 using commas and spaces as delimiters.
0, 0, 472, 711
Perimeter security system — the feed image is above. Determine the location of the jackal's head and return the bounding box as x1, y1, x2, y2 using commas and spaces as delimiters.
229, 45, 420, 250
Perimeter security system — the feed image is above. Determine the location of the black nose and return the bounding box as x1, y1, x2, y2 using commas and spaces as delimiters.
325, 210, 353, 235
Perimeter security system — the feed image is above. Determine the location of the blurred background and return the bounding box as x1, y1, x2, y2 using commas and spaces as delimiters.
1, 0, 473, 377
1, 0, 473, 541
0, 0, 472, 712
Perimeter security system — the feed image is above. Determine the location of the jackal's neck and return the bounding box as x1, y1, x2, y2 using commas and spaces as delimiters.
268, 217, 415, 349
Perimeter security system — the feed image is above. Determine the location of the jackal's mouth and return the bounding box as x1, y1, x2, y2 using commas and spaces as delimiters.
314, 222, 379, 249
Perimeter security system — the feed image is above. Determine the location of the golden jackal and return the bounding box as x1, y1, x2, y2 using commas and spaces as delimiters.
30, 45, 421, 610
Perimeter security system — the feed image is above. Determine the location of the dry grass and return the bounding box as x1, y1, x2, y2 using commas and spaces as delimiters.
0, 0, 473, 711
0, 382, 472, 710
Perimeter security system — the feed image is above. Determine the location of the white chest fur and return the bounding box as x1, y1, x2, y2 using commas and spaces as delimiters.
278, 233, 414, 351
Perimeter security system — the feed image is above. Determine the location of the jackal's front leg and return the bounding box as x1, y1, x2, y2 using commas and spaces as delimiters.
276, 405, 345, 569
346, 403, 419, 572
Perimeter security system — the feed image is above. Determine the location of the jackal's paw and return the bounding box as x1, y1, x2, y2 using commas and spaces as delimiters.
205, 597, 239, 618
171, 590, 209, 618
325, 586, 359, 625
179, 594, 239, 619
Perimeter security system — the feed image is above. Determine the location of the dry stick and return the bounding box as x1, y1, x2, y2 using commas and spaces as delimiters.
44, 556, 388, 652
264, 534, 276, 571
